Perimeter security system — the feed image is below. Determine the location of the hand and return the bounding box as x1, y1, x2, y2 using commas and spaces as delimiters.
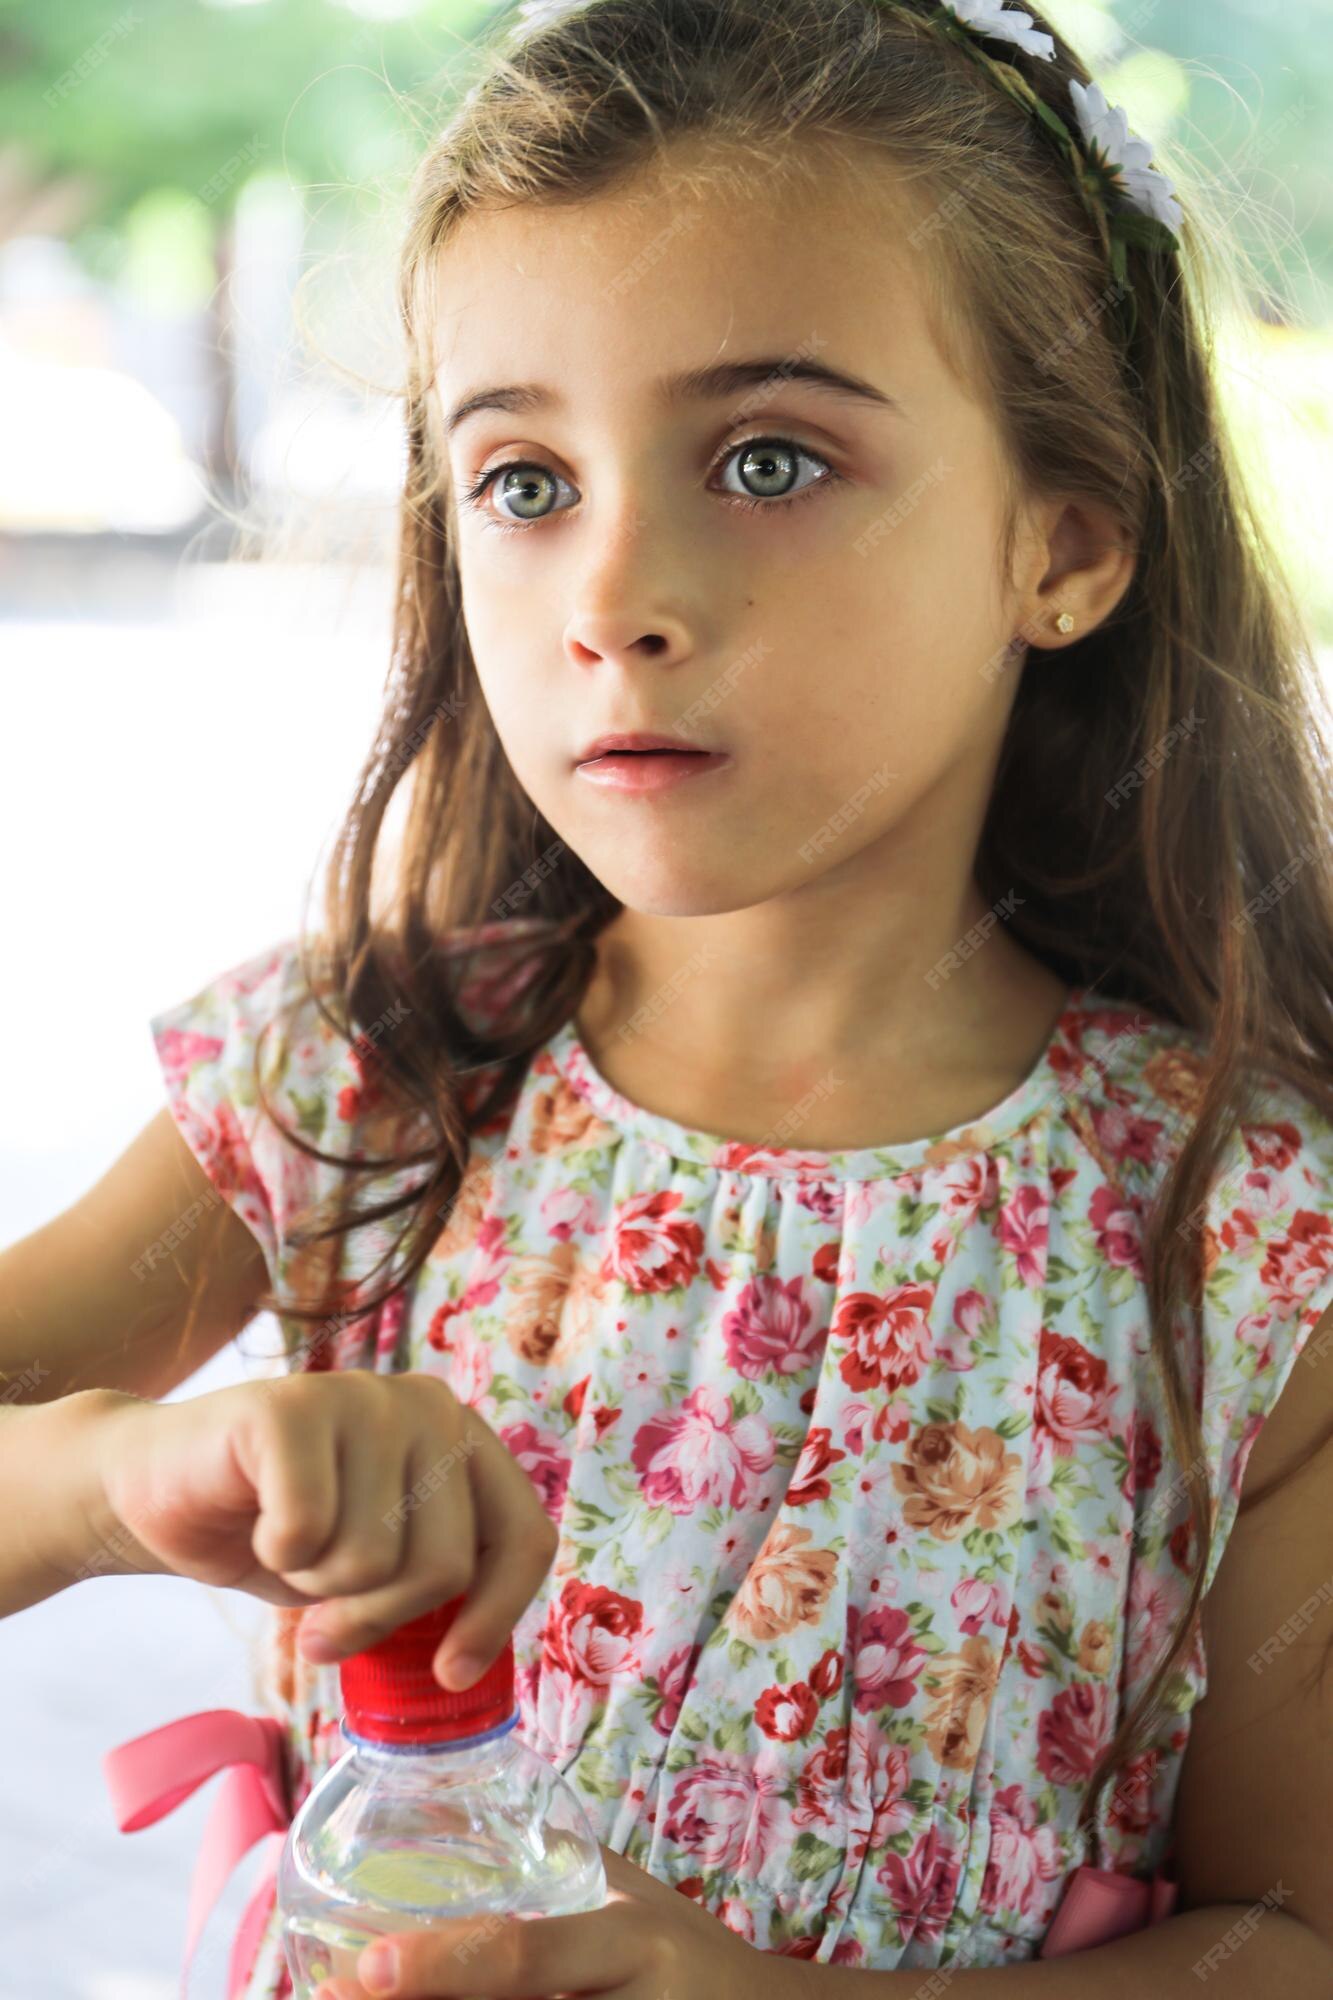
82, 1371, 559, 1684
308, 1845, 793, 2000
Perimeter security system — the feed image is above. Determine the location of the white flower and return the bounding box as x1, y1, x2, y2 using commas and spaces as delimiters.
1068, 79, 1184, 233
940, 0, 1057, 62
515, 0, 588, 30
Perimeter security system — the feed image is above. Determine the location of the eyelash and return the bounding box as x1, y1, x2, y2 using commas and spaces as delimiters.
457, 435, 843, 535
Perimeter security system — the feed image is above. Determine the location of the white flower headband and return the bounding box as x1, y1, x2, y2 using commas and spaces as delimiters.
940, 0, 1183, 237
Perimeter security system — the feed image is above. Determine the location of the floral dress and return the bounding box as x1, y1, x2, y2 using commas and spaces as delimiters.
146, 918, 1333, 1983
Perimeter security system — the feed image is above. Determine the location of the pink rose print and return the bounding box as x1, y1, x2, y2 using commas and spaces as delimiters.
952, 1576, 1007, 1636
631, 1381, 776, 1514
1034, 1329, 1117, 1455
1088, 1183, 1146, 1278
834, 1281, 936, 1394
155, 1027, 224, 1082
650, 1641, 703, 1738
876, 1825, 961, 1945
934, 1287, 992, 1371
445, 1320, 495, 1411
1036, 1680, 1111, 1787
660, 1750, 787, 1874
755, 1681, 819, 1742
1125, 1563, 1177, 1685
995, 1183, 1049, 1287
722, 1273, 830, 1379
497, 1418, 571, 1522
979, 1783, 1064, 1920
849, 1603, 926, 1711
601, 1189, 705, 1294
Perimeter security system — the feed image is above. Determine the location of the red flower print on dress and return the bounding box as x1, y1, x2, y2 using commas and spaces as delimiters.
756, 1680, 820, 1741
834, 1281, 936, 1393
937, 1153, 999, 1230
1087, 1183, 1147, 1278
875, 1824, 962, 1945
995, 1183, 1049, 1287
660, 1749, 788, 1874
842, 1396, 912, 1455
1017, 1638, 1053, 1678
1241, 1118, 1303, 1173
1033, 1329, 1117, 1455
601, 1189, 705, 1294
793, 1718, 914, 1858
542, 1578, 645, 1688
155, 1027, 225, 1082
787, 1426, 848, 1506
848, 1602, 926, 1710
809, 1646, 844, 1698
630, 1381, 776, 1514
722, 1273, 830, 1379
1035, 1679, 1112, 1787
497, 1418, 571, 1523
171, 1097, 263, 1206
978, 1783, 1064, 1921
1259, 1208, 1333, 1320
1122, 1410, 1162, 1503
650, 1640, 704, 1738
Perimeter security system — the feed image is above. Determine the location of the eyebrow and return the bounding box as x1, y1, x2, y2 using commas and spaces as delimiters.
442, 357, 907, 438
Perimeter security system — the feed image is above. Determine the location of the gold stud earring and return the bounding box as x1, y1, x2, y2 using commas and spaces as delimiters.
1055, 611, 1075, 634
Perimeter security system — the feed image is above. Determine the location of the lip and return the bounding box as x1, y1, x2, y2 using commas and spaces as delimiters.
574, 750, 733, 794
575, 730, 717, 763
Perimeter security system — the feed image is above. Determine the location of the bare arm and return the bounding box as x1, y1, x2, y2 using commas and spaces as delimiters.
0, 1104, 270, 1406
0, 1389, 166, 1617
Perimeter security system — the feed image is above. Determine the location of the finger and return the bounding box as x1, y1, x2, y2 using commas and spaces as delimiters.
242, 1389, 341, 1582
433, 1410, 559, 1691
309, 1416, 481, 1662
283, 1423, 418, 1658
351, 1903, 641, 1997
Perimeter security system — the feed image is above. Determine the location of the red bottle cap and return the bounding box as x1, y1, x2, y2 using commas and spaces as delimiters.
339, 1594, 516, 1746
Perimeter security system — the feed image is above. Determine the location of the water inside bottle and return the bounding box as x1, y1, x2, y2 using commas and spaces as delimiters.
281, 1825, 607, 1995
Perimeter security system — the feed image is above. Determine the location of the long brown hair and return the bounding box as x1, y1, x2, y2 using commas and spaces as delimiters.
236, 0, 1333, 1848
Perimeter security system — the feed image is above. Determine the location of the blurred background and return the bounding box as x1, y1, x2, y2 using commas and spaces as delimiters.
0, 0, 1329, 1992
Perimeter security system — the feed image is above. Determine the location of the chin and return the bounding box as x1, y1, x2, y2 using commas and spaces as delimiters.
569, 844, 787, 919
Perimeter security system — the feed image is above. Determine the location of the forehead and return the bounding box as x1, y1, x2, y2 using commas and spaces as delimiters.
426, 140, 970, 425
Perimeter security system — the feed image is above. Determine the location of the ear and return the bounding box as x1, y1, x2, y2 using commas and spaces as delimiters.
1016, 494, 1137, 651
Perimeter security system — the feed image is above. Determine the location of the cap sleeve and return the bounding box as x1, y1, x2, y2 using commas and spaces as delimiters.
149, 937, 345, 1285
1191, 1075, 1333, 1596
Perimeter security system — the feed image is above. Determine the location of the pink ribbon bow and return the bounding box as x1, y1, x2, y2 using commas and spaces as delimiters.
101, 1703, 1178, 1990
102, 1707, 292, 1999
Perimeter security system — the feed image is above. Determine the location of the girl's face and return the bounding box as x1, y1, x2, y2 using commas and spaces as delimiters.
431, 145, 1079, 919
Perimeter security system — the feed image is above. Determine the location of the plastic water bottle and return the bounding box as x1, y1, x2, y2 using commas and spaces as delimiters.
276, 1593, 607, 1996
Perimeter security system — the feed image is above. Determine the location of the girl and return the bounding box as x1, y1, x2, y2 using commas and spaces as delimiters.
4, 0, 1333, 1992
